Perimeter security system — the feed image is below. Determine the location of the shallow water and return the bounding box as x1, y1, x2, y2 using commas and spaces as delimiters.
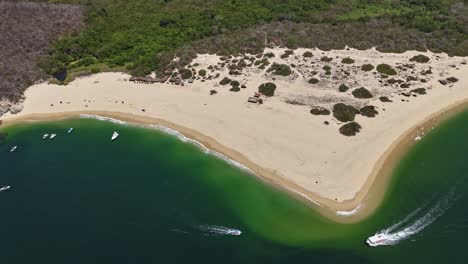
1, 112, 468, 263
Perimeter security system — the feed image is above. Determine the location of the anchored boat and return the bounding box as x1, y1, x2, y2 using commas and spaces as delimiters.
10, 146, 17, 152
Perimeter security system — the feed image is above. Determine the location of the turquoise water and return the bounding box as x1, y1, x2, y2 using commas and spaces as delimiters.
1, 113, 468, 263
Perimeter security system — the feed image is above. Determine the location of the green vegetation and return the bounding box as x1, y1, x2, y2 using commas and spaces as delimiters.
198, 69, 207, 77
310, 107, 330, 115
377, 64, 397, 75
258, 82, 277, 97
341, 57, 355, 64
320, 56, 333, 62
411, 88, 427, 95
267, 63, 292, 76
219, 77, 232, 85
27, 0, 468, 80
308, 78, 319, 84
179, 69, 192, 79
361, 64, 374, 72
410, 54, 430, 63
338, 84, 349, 92
380, 96, 393, 102
280, 50, 294, 59
352, 87, 373, 99
303, 51, 313, 58
210, 90, 217, 95
360, 105, 378, 117
339, 122, 362, 136
333, 103, 359, 122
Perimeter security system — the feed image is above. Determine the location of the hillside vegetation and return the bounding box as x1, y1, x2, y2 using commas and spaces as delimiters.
0, 1, 83, 105
37, 0, 468, 77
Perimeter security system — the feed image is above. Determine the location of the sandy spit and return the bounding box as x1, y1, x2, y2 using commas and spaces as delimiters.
1, 48, 467, 223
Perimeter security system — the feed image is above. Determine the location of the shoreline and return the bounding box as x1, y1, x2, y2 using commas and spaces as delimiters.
3, 98, 468, 223
1, 48, 467, 223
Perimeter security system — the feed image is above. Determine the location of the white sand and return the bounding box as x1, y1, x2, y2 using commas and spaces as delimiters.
2, 48, 467, 222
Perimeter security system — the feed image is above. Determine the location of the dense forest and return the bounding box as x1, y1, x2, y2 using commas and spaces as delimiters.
1, 0, 467, 107
37, 0, 468, 78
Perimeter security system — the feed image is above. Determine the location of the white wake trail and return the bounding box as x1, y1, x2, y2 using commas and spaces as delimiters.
367, 189, 458, 247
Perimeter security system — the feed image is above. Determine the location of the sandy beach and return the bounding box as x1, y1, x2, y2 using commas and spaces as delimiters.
1, 48, 467, 222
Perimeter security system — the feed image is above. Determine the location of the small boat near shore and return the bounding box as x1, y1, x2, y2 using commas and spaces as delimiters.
0, 186, 11, 192
50, 134, 57, 139
67, 128, 74, 134
10, 146, 17, 152
366, 234, 390, 247
111, 132, 119, 141
43, 134, 49, 139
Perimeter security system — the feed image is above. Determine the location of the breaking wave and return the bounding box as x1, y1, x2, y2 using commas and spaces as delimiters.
79, 114, 255, 175
367, 189, 458, 246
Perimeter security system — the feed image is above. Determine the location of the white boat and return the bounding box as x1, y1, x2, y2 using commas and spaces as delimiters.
50, 134, 57, 139
200, 225, 242, 236
366, 234, 390, 247
0, 186, 11, 192
111, 132, 119, 141
10, 146, 17, 152
43, 134, 49, 139
67, 128, 74, 134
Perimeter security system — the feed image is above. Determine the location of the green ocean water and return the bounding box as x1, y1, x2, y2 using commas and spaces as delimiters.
1, 112, 468, 263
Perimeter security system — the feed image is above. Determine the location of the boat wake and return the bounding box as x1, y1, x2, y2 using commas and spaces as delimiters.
367, 189, 458, 247
198, 225, 242, 236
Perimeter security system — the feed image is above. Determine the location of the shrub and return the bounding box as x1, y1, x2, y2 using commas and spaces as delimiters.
339, 122, 362, 136
411, 88, 426, 95
352, 87, 373, 99
210, 90, 217, 95
264, 52, 275, 58
179, 68, 192, 79
321, 56, 333, 62
219, 77, 231, 85
229, 87, 240, 92
361, 64, 374, 71
230, 80, 240, 89
400, 83, 410, 88
308, 78, 319, 84
360, 105, 378, 117
341, 57, 355, 64
377, 64, 397, 75
333, 103, 359, 122
447, 77, 459, 83
198, 69, 207, 77
90, 67, 100, 74
267, 63, 292, 76
338, 84, 349, 92
280, 50, 294, 59
379, 96, 392, 102
303, 51, 313, 58
258, 82, 277, 97
323, 65, 331, 71
410, 54, 430, 63
310, 107, 330, 115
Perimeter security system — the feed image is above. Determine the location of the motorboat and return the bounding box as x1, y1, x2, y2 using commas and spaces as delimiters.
43, 134, 49, 139
50, 134, 57, 139
111, 132, 119, 141
67, 128, 74, 134
0, 186, 11, 192
10, 146, 17, 152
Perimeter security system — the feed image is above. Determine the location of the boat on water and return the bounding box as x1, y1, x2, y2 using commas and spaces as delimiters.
43, 134, 49, 139
50, 134, 57, 139
0, 186, 11, 192
111, 132, 119, 141
10, 146, 17, 152
366, 234, 387, 246
67, 128, 74, 134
